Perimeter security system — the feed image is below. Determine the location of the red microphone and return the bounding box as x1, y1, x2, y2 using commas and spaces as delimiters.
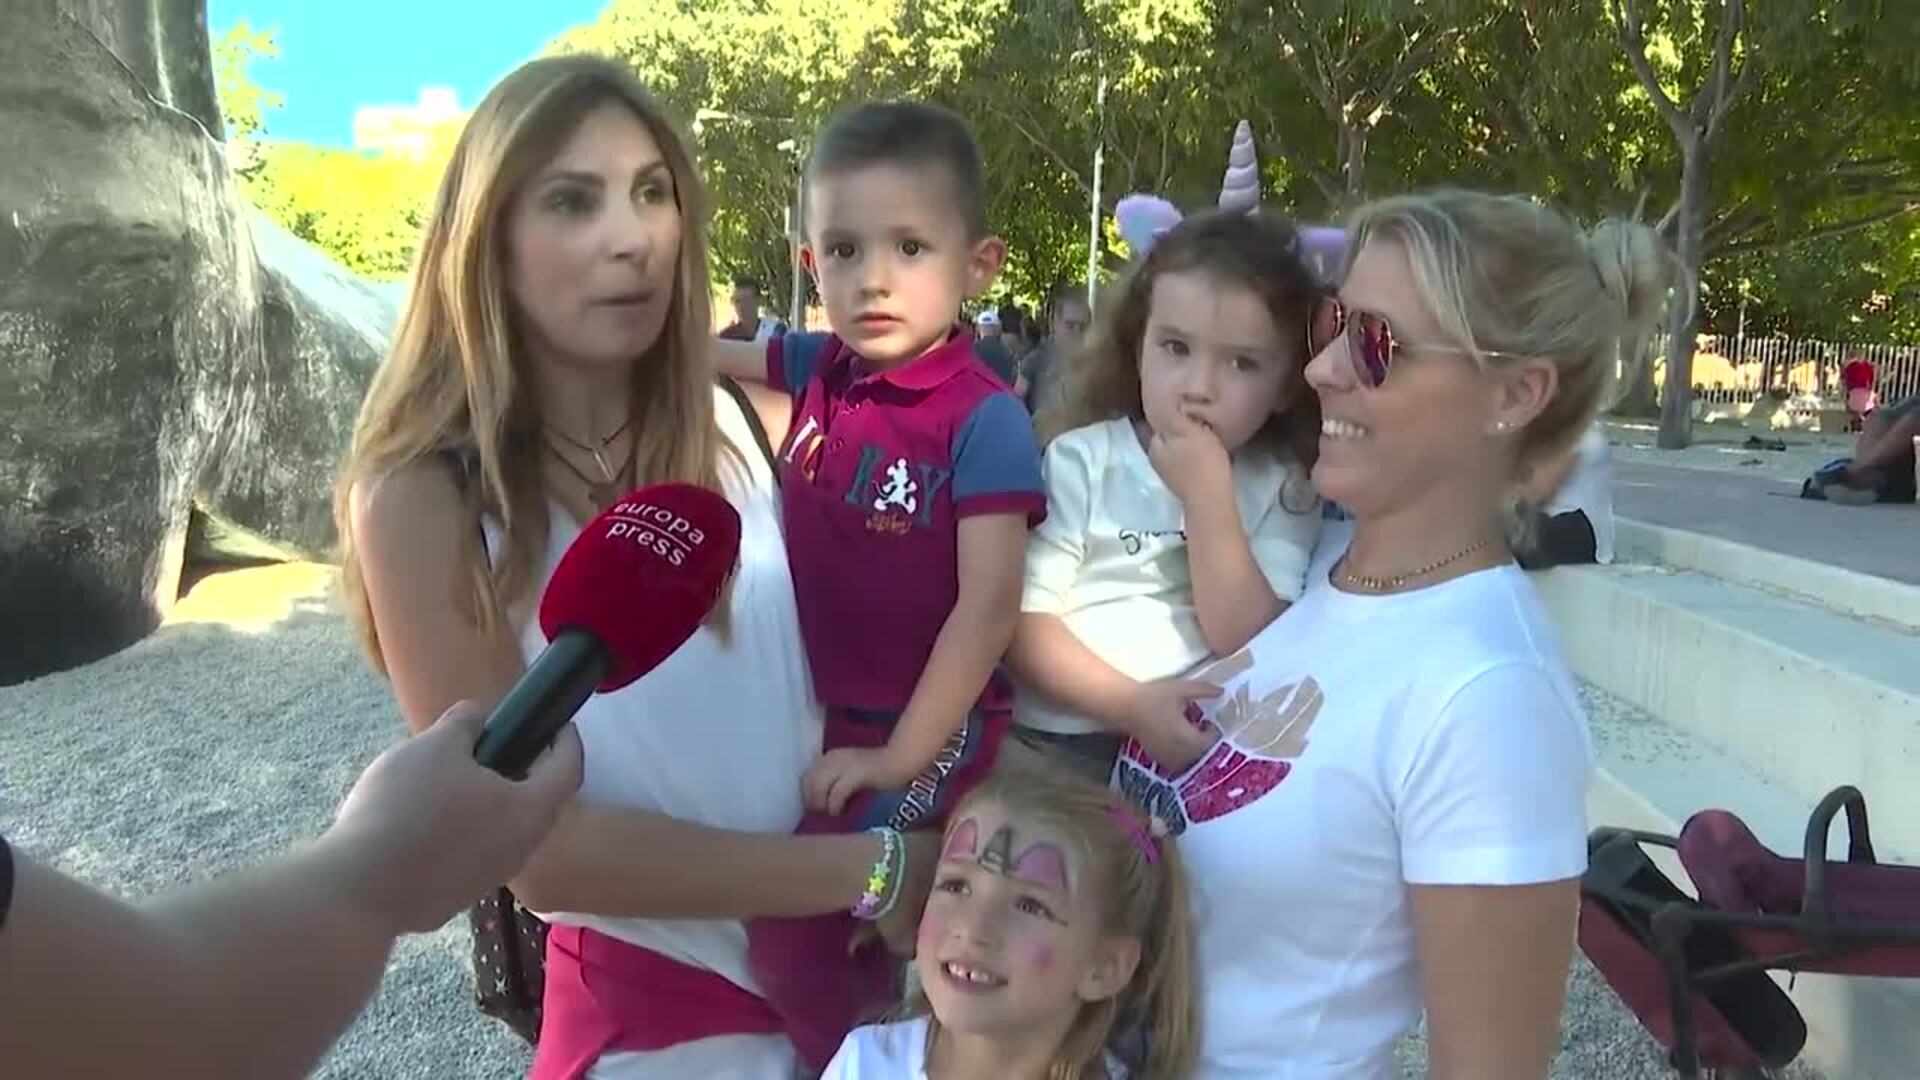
472, 483, 741, 777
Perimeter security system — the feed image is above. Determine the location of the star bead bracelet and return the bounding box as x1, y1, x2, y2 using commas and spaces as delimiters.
851, 826, 905, 922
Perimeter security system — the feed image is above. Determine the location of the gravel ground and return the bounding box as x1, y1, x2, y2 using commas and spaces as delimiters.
0, 572, 1826, 1079
0, 585, 530, 1079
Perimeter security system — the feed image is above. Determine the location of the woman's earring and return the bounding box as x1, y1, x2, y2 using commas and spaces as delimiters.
1487, 420, 1513, 436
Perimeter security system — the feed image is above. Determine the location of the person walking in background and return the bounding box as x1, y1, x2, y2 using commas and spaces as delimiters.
972, 306, 1019, 386
720, 276, 787, 341
1843, 354, 1877, 431
998, 303, 1033, 366
973, 305, 1003, 342
1017, 283, 1093, 414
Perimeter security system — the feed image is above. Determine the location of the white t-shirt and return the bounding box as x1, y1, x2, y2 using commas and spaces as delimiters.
1544, 425, 1614, 563
1018, 418, 1321, 735
824, 1018, 1130, 1079
1114, 524, 1592, 1079
491, 386, 821, 1079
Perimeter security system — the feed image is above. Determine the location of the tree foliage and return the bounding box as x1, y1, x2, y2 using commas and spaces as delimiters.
212, 19, 444, 280
214, 1, 1920, 356
212, 19, 282, 145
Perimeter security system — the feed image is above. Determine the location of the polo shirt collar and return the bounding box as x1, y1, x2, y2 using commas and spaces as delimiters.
832, 326, 975, 392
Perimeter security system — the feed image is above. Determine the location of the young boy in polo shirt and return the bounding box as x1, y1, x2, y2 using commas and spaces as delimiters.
714, 101, 1043, 1068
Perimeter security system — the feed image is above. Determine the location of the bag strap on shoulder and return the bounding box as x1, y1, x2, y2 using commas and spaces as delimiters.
718, 376, 780, 479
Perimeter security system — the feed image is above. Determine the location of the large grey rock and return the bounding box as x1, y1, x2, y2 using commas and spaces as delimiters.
205, 208, 393, 558
0, 0, 394, 684
57, 0, 223, 137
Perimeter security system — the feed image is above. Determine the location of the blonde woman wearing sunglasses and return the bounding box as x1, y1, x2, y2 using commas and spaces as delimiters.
1118, 189, 1680, 1079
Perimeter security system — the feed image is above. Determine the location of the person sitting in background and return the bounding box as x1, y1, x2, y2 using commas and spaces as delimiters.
1017, 284, 1092, 415
0, 703, 581, 1079
1515, 423, 1614, 569
1806, 393, 1920, 505
720, 276, 787, 341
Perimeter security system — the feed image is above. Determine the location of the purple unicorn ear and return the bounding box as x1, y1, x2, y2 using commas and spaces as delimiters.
1116, 194, 1183, 261
1298, 225, 1350, 286
1219, 120, 1259, 213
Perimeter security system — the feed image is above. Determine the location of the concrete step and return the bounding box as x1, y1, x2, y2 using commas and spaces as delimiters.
1540, 562, 1920, 858
1615, 517, 1920, 633
1582, 682, 1912, 1080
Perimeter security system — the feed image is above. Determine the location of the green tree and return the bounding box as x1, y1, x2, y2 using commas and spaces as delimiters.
563, 0, 1920, 374
212, 18, 447, 280
1607, 0, 1920, 443
243, 145, 441, 279
212, 19, 284, 180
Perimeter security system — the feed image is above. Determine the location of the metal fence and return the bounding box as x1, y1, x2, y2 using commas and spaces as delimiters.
1689, 334, 1920, 407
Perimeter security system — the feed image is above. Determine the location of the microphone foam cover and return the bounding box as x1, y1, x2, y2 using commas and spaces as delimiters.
538, 483, 742, 691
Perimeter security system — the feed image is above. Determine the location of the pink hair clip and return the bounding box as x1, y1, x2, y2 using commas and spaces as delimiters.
1110, 805, 1163, 864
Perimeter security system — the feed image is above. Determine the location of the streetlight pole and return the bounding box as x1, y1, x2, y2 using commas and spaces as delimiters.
694, 108, 805, 330
1086, 67, 1106, 313
780, 139, 804, 331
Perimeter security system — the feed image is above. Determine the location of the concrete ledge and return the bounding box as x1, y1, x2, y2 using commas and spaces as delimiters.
1584, 684, 1920, 1080
1615, 517, 1920, 632
1543, 565, 1920, 857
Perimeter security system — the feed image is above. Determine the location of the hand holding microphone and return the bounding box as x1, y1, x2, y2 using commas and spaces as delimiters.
471, 483, 743, 777
325, 703, 583, 935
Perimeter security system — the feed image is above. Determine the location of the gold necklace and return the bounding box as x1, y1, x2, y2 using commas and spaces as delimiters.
1334, 538, 1491, 593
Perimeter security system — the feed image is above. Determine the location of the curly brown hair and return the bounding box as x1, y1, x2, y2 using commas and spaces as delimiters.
1037, 211, 1323, 492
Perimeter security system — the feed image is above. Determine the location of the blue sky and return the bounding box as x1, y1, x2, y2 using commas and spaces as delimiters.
209, 0, 607, 146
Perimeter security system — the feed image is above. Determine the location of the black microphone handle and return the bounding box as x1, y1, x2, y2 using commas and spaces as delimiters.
471, 627, 612, 779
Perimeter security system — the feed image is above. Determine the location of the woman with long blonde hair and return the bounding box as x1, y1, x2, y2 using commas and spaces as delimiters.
336, 55, 932, 1079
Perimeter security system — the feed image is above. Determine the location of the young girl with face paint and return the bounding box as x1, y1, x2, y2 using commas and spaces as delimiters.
823, 764, 1197, 1079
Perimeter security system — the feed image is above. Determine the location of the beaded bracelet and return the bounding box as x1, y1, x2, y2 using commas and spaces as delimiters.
852, 826, 904, 921
870, 826, 909, 922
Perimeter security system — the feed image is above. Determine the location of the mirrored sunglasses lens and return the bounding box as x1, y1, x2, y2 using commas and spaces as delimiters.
1357, 311, 1392, 387
1309, 298, 1342, 355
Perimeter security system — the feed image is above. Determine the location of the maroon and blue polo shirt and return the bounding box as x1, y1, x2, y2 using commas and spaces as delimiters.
767, 329, 1046, 712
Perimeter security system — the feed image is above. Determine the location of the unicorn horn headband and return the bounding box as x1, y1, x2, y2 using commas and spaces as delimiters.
1218, 119, 1260, 213
1115, 119, 1263, 262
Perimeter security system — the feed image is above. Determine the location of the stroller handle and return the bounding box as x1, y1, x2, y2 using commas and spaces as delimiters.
1803, 785, 1874, 931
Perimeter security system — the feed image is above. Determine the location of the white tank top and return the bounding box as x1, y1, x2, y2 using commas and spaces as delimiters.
484, 386, 821, 994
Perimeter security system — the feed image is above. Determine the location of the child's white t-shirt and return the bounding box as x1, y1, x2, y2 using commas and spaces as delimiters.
823, 1018, 1130, 1078
1113, 524, 1592, 1079
1018, 418, 1322, 735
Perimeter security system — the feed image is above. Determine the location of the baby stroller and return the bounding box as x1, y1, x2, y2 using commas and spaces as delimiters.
1579, 786, 1920, 1078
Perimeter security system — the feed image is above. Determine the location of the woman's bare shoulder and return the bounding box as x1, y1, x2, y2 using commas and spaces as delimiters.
346, 458, 469, 557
